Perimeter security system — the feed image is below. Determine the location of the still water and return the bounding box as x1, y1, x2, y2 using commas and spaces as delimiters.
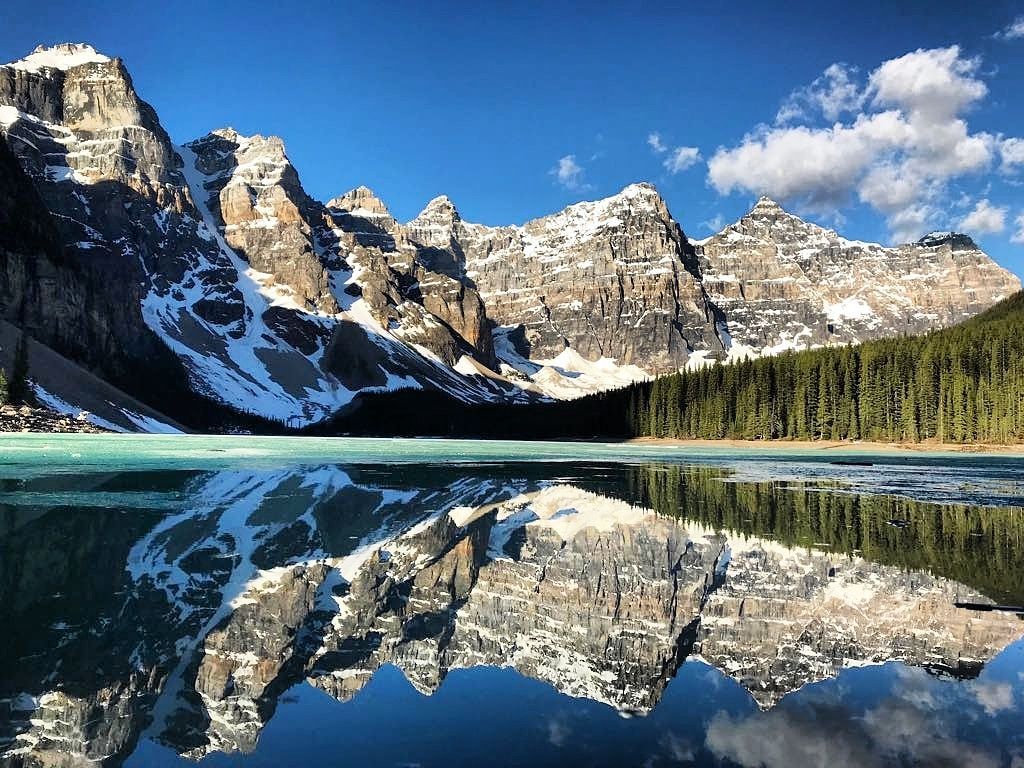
1, 436, 1022, 767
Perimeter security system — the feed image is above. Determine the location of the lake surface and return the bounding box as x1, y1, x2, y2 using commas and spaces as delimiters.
1, 436, 1022, 767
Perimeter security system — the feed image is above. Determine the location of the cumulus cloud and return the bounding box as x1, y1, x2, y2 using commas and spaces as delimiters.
706, 696, 1004, 768
648, 132, 702, 174
647, 132, 668, 153
969, 680, 1016, 715
707, 45, 1018, 243
550, 154, 590, 191
1013, 212, 1024, 244
701, 213, 725, 232
869, 46, 986, 119
1002, 138, 1024, 171
776, 63, 864, 124
663, 146, 701, 174
996, 16, 1024, 40
959, 198, 1007, 233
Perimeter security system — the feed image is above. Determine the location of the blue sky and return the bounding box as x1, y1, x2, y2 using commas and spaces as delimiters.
3, 0, 1024, 274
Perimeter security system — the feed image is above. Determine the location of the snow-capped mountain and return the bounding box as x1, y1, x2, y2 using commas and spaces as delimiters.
696, 196, 1019, 361
0, 43, 1019, 429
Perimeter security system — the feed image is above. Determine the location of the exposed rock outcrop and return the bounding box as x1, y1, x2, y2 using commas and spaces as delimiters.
697, 197, 1020, 356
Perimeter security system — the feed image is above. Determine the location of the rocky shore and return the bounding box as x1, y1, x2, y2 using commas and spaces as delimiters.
0, 403, 109, 433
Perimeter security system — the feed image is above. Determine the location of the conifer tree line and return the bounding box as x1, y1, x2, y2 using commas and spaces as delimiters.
327, 291, 1024, 444
622, 465, 1024, 604
1, 329, 34, 407
623, 292, 1024, 443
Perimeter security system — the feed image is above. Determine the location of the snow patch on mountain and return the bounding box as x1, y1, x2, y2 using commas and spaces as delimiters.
492, 327, 649, 399
135, 145, 354, 424
7, 43, 111, 73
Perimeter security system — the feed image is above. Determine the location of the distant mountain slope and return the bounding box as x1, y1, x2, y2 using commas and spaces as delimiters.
697, 197, 1018, 359
0, 43, 1018, 431
321, 289, 1024, 444
0, 319, 184, 432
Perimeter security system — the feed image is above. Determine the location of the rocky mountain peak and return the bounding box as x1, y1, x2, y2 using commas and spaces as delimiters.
208, 126, 243, 142
202, 127, 287, 157
618, 181, 660, 198
404, 195, 462, 249
415, 194, 460, 223
597, 182, 669, 215
917, 231, 978, 250
749, 195, 787, 216
5, 43, 112, 73
327, 185, 392, 218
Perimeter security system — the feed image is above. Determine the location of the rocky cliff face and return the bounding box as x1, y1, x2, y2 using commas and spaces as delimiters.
0, 45, 533, 427
1, 43, 1019, 427
697, 197, 1021, 358
696, 536, 1016, 708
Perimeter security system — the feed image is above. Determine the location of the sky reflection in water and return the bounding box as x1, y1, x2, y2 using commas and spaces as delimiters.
0, 438, 1021, 767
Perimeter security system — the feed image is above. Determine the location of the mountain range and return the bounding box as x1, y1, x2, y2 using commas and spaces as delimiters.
0, 43, 1019, 432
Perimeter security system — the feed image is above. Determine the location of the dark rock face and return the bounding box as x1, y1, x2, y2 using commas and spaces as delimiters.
0, 97, 193, 411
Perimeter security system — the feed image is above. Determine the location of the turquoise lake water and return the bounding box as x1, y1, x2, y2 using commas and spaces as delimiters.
1, 436, 1021, 766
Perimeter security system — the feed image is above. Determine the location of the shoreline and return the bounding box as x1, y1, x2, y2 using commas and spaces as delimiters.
623, 437, 1024, 455
1, 430, 1022, 457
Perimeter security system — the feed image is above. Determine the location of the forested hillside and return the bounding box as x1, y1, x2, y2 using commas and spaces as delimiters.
323, 290, 1024, 444
626, 291, 1024, 443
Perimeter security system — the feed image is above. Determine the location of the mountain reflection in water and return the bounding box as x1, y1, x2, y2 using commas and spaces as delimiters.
0, 458, 1022, 767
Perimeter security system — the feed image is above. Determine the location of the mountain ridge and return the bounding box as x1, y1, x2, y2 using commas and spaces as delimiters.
0, 42, 1019, 431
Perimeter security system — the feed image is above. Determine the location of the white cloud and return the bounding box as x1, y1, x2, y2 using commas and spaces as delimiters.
706, 694, 1005, 768
550, 154, 590, 191
647, 132, 668, 153
869, 46, 986, 119
545, 716, 570, 747
649, 133, 702, 174
659, 732, 695, 762
701, 214, 725, 232
777, 63, 864, 124
709, 112, 910, 208
959, 198, 1007, 234
996, 16, 1024, 40
1012, 212, 1024, 244
707, 45, 1016, 243
663, 145, 701, 174
1002, 138, 1024, 171
970, 680, 1015, 715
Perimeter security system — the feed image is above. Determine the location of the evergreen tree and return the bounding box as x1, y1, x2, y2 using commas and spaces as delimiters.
7, 330, 35, 406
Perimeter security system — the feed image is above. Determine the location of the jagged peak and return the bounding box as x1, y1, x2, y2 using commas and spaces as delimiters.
414, 194, 460, 222
749, 195, 786, 215
190, 127, 286, 155
5, 43, 112, 73
210, 126, 244, 141
327, 186, 392, 217
917, 231, 978, 250
619, 181, 660, 196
